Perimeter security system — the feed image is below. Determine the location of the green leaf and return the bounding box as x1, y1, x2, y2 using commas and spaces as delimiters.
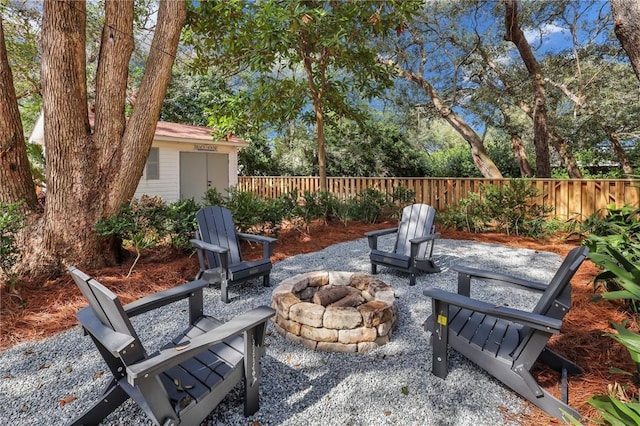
401, 386, 409, 396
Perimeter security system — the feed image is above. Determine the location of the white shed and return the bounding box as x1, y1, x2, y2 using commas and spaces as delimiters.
29, 114, 248, 203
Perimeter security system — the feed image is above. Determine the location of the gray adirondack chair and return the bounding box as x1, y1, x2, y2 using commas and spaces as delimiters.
190, 206, 277, 303
365, 203, 440, 286
423, 246, 588, 422
68, 267, 275, 426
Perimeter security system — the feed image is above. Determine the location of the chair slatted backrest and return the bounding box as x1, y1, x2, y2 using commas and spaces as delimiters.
531, 246, 588, 317
510, 246, 588, 361
69, 267, 147, 361
196, 206, 243, 268
394, 204, 437, 258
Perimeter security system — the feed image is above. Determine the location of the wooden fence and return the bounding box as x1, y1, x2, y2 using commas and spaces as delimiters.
237, 176, 640, 221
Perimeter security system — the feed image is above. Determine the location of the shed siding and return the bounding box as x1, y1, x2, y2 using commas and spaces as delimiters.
134, 141, 243, 203
134, 142, 180, 202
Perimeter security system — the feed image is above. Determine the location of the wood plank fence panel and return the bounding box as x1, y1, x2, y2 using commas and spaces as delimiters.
237, 177, 639, 222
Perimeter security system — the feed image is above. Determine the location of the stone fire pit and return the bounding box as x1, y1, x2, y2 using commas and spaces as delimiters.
271, 271, 397, 353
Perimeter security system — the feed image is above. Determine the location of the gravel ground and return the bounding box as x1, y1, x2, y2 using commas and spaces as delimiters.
0, 236, 563, 426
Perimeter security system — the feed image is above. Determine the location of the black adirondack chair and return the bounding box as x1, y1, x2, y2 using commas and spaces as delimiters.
190, 206, 277, 303
365, 203, 440, 286
423, 246, 588, 421
68, 267, 275, 426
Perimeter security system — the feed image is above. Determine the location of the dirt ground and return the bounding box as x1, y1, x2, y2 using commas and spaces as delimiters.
1, 219, 636, 425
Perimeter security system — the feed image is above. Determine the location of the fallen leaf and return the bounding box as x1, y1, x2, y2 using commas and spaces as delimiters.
401, 386, 409, 396
21, 405, 28, 412
4, 374, 15, 379
38, 363, 51, 370
65, 366, 73, 373
286, 354, 292, 363
253, 421, 261, 426
384, 410, 392, 416
23, 350, 33, 355
59, 396, 77, 406
93, 371, 104, 379
293, 361, 301, 367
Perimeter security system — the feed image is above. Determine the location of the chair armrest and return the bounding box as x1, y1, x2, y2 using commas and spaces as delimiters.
423, 288, 562, 332
364, 227, 398, 238
410, 233, 441, 245
77, 307, 136, 355
124, 279, 209, 317
190, 238, 228, 254
237, 233, 277, 245
451, 264, 548, 293
365, 227, 398, 250
126, 306, 275, 385
237, 233, 277, 258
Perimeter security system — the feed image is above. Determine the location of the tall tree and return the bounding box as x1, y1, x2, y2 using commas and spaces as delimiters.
0, 16, 38, 211
505, 0, 552, 177
1, 0, 186, 275
187, 0, 418, 191
503, 0, 585, 178
611, 0, 640, 83
378, 1, 503, 178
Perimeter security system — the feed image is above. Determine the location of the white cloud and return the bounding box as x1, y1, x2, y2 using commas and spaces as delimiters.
523, 23, 567, 44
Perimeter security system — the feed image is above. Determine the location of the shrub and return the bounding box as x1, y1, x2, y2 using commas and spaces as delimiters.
480, 180, 552, 237
202, 187, 226, 206
353, 187, 389, 224
163, 198, 200, 251
95, 197, 165, 276
582, 241, 640, 425
439, 192, 487, 232
224, 187, 267, 232
439, 179, 553, 238
0, 201, 26, 290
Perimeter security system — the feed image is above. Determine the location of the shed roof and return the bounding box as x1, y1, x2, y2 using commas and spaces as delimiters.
28, 112, 248, 148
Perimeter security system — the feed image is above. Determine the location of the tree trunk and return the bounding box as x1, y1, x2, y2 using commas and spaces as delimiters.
316, 103, 327, 192
504, 0, 553, 178
510, 135, 533, 177
605, 126, 634, 176
611, 0, 640, 83
397, 67, 503, 178
24, 0, 185, 275
478, 43, 582, 178
0, 17, 38, 212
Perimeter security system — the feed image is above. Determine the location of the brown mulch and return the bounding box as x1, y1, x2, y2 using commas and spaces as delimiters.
0, 220, 636, 425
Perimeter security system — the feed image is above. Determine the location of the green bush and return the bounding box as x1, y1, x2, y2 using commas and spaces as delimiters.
202, 187, 226, 206
439, 192, 488, 232
353, 187, 389, 224
95, 197, 164, 276
480, 180, 552, 237
224, 187, 268, 233
0, 201, 26, 288
163, 198, 200, 251
439, 179, 553, 238
581, 241, 640, 425
576, 204, 640, 245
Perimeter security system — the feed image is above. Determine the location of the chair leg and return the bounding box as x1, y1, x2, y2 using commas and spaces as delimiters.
263, 274, 270, 287
69, 379, 128, 426
221, 279, 230, 303
243, 327, 262, 416
409, 273, 416, 286
371, 264, 377, 275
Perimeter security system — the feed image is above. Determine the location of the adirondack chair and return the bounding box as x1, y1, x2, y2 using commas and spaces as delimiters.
68, 267, 275, 426
365, 203, 440, 286
190, 206, 277, 303
422, 246, 588, 421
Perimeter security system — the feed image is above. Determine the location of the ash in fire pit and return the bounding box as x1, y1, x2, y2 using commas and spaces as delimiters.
271, 271, 397, 353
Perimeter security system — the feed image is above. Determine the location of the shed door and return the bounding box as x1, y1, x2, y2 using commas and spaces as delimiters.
180, 152, 229, 201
